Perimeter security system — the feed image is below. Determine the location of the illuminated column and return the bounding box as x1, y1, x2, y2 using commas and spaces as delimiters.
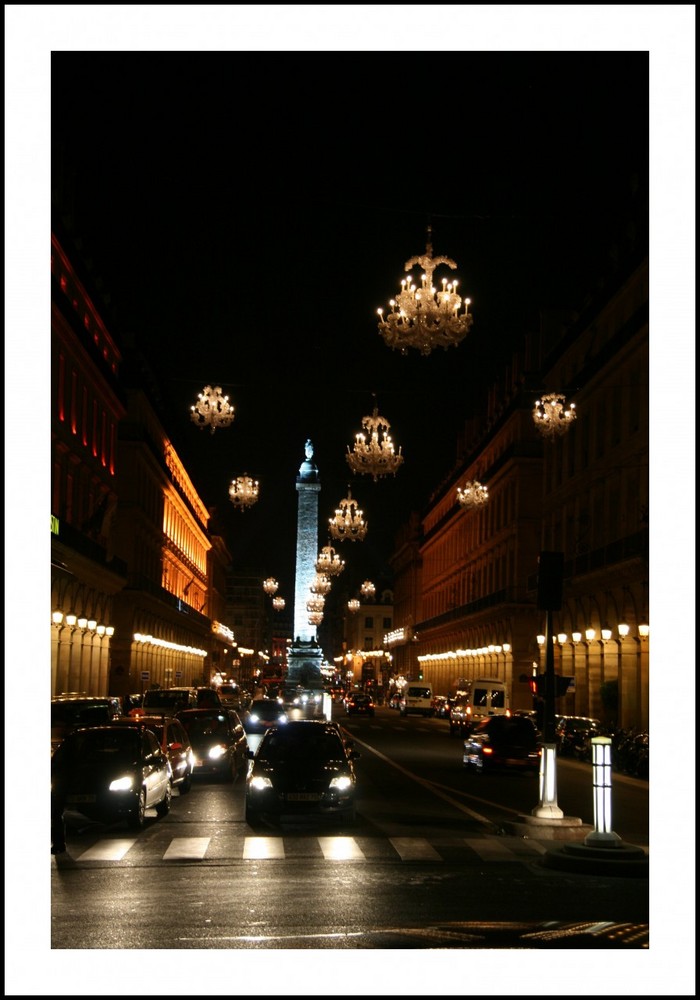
571, 633, 586, 715
51, 612, 64, 695
294, 440, 321, 642
585, 628, 604, 720
617, 624, 638, 729
64, 614, 78, 692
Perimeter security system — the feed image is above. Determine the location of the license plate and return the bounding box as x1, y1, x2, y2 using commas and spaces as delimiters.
67, 794, 96, 803
286, 792, 320, 801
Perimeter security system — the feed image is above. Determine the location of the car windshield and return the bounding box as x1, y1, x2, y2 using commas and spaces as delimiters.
143, 691, 188, 709
72, 728, 139, 760
179, 713, 228, 739
408, 687, 431, 698
249, 701, 284, 720
51, 702, 113, 726
259, 726, 344, 762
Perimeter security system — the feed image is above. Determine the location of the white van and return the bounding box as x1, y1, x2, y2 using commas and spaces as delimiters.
399, 683, 434, 717
449, 677, 509, 735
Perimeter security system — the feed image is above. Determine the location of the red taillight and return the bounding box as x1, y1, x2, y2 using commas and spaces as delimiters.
482, 746, 493, 755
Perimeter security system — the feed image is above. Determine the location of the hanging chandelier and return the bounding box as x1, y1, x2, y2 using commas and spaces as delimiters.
346, 399, 404, 481
377, 226, 473, 355
228, 473, 259, 510
272, 596, 286, 612
190, 385, 235, 433
310, 573, 332, 596
329, 488, 368, 542
360, 580, 376, 600
263, 577, 279, 596
533, 393, 577, 438
456, 480, 489, 510
308, 611, 324, 626
347, 599, 361, 614
316, 543, 345, 577
306, 595, 326, 615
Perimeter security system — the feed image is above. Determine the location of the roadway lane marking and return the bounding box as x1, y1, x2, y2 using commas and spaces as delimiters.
317, 837, 366, 860
163, 837, 210, 860
243, 837, 286, 859
76, 839, 136, 861
390, 837, 442, 861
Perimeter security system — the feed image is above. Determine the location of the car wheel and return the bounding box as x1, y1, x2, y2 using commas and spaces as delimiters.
156, 779, 172, 817
128, 788, 146, 828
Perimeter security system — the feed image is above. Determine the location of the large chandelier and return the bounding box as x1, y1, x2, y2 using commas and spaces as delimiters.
306, 595, 326, 615
456, 480, 489, 510
190, 385, 235, 433
263, 577, 279, 596
360, 580, 376, 600
316, 543, 345, 577
228, 474, 259, 510
377, 226, 473, 355
346, 400, 404, 481
272, 596, 286, 612
308, 611, 324, 626
347, 599, 361, 614
329, 488, 368, 542
310, 573, 332, 596
533, 393, 577, 438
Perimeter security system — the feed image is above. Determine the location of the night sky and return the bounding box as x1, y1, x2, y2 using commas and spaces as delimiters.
50, 48, 649, 596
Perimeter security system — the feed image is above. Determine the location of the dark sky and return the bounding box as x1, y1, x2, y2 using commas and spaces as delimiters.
51, 50, 649, 597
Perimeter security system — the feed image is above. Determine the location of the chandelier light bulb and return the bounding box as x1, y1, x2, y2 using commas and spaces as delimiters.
190, 385, 235, 433
377, 226, 473, 355
346, 401, 404, 481
229, 473, 260, 510
329, 488, 368, 542
456, 479, 489, 510
533, 392, 577, 438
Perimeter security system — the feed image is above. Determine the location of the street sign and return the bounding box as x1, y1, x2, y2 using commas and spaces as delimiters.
175, 671, 183, 679
141, 670, 150, 681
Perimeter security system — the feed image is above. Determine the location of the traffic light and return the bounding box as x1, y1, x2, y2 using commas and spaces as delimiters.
537, 551, 564, 610
418, 670, 424, 680
531, 674, 573, 697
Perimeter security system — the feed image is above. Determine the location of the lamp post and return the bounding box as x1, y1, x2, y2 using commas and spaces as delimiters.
532, 551, 564, 820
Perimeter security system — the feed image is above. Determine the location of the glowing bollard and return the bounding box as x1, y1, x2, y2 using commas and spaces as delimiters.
584, 736, 622, 845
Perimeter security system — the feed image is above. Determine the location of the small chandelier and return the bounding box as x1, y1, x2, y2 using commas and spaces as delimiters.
329, 488, 368, 542
190, 385, 235, 433
347, 599, 360, 614
308, 611, 324, 626
310, 573, 332, 596
307, 595, 326, 615
272, 596, 286, 612
263, 577, 279, 596
360, 580, 376, 600
346, 399, 404, 481
533, 393, 577, 438
228, 473, 259, 510
456, 480, 489, 510
316, 543, 345, 577
377, 225, 473, 355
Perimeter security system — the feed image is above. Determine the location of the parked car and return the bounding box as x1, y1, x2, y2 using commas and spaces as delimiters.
52, 723, 172, 829
113, 714, 194, 793
344, 692, 375, 717
176, 708, 248, 782
245, 720, 360, 825
555, 716, 605, 758
242, 698, 289, 735
51, 695, 122, 755
462, 715, 541, 774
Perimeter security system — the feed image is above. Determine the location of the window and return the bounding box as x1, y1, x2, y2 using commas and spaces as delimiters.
364, 617, 373, 628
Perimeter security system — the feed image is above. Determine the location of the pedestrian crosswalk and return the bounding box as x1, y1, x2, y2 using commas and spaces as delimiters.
55, 833, 550, 865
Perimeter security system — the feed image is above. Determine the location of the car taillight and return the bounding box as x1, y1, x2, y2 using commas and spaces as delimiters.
482, 746, 493, 755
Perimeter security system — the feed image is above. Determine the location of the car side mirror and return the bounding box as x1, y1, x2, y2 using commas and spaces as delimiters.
246, 748, 255, 759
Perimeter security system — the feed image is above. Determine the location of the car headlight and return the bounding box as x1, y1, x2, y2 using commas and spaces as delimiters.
249, 775, 273, 790
249, 714, 260, 723
278, 714, 288, 724
208, 744, 227, 760
329, 775, 353, 791
109, 775, 134, 792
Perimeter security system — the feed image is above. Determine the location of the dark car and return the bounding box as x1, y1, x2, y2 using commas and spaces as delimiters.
245, 720, 360, 825
175, 708, 248, 782
52, 723, 172, 831
344, 692, 375, 717
142, 687, 198, 715
432, 695, 451, 718
242, 698, 289, 734
195, 687, 223, 709
555, 715, 606, 758
463, 715, 541, 774
113, 714, 194, 793
51, 695, 122, 755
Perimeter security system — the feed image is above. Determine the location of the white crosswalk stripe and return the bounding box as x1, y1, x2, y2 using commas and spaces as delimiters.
162, 837, 210, 860
317, 837, 366, 860
76, 838, 136, 861
243, 837, 286, 859
390, 837, 442, 861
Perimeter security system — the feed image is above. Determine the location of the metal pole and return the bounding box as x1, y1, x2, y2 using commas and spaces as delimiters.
532, 607, 564, 818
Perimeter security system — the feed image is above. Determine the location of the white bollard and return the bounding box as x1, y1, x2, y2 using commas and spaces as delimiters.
584, 736, 622, 844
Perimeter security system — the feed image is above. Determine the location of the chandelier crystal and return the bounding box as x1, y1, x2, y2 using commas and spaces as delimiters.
377, 226, 473, 355
272, 596, 286, 612
315, 543, 345, 577
190, 385, 235, 433
360, 580, 376, 600
329, 488, 368, 542
456, 480, 489, 510
263, 577, 279, 596
308, 611, 324, 626
346, 400, 404, 481
310, 573, 332, 596
347, 599, 361, 614
533, 393, 577, 438
228, 473, 259, 510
